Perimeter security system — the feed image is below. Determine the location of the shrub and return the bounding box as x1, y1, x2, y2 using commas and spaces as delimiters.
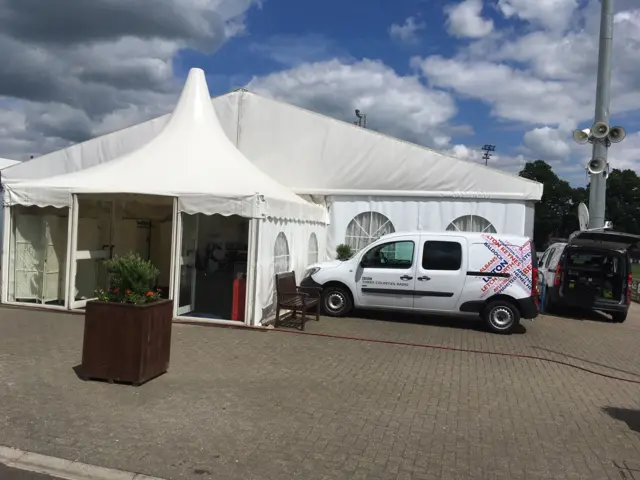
96, 252, 161, 305
336, 244, 353, 261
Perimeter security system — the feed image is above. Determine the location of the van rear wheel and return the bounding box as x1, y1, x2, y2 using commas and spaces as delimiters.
483, 300, 520, 334
321, 286, 353, 317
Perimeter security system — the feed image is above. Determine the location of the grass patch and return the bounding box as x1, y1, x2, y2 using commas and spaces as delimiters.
632, 263, 640, 280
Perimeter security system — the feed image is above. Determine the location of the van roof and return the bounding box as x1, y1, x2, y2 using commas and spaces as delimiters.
379, 231, 531, 243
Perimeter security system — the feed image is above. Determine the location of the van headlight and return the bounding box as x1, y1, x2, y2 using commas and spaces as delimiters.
303, 267, 320, 279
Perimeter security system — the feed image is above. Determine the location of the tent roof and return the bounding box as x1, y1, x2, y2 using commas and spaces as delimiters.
2, 90, 543, 202
4, 70, 326, 222
0, 157, 19, 169
232, 91, 542, 201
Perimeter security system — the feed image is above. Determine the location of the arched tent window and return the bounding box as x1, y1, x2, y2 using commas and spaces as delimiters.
307, 233, 319, 265
345, 211, 395, 252
273, 232, 290, 274
446, 215, 497, 233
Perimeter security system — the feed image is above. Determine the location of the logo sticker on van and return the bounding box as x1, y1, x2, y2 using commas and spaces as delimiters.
479, 235, 532, 298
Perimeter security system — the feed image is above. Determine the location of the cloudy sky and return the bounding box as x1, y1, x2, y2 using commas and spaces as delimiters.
0, 0, 639, 185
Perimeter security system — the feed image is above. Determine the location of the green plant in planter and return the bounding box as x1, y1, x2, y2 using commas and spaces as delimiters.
96, 252, 161, 305
336, 244, 353, 261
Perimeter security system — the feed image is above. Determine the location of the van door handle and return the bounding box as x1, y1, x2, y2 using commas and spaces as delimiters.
400, 275, 413, 281
417, 276, 431, 281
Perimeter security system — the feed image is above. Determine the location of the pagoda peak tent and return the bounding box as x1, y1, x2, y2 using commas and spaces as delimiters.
2, 69, 326, 325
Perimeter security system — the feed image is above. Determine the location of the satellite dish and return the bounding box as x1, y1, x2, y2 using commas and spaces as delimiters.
578, 203, 589, 231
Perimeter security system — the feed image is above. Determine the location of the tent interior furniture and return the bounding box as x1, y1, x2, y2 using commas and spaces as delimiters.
274, 271, 321, 331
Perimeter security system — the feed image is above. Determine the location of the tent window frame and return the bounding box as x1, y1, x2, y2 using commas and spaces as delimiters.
274, 232, 290, 274
345, 211, 396, 253
307, 232, 319, 266
446, 215, 497, 234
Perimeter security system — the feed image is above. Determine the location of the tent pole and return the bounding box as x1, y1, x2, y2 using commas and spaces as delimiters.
168, 198, 178, 301
244, 218, 260, 326
171, 205, 183, 318
66, 195, 79, 309
1, 204, 11, 303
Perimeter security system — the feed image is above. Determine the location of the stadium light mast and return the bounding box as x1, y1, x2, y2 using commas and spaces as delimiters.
481, 144, 496, 166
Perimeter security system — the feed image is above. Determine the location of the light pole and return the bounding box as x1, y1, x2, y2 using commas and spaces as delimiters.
573, 0, 626, 229
354, 109, 367, 128
481, 144, 496, 166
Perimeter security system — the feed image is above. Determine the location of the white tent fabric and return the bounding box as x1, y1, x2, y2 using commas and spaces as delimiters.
3, 71, 326, 223
2, 91, 542, 202
0, 158, 19, 170
236, 92, 542, 201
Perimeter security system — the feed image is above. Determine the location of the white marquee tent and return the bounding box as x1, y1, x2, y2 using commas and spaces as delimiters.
2, 69, 327, 325
2, 89, 543, 260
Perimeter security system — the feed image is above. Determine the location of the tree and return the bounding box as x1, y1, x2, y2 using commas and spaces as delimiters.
519, 162, 640, 249
604, 169, 640, 235
519, 160, 581, 249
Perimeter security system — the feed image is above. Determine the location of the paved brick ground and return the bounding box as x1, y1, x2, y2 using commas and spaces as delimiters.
1, 304, 640, 479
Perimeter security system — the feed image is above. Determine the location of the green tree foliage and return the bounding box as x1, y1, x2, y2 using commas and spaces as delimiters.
519, 161, 640, 249
519, 160, 582, 248
604, 169, 640, 235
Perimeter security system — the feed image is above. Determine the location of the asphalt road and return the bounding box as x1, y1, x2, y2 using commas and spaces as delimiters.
0, 464, 61, 480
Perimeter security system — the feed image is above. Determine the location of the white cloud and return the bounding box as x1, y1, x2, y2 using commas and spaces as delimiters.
0, 0, 260, 159
445, 0, 494, 39
389, 16, 425, 43
497, 0, 579, 32
247, 58, 458, 148
522, 126, 573, 160
412, 0, 640, 173
412, 56, 586, 125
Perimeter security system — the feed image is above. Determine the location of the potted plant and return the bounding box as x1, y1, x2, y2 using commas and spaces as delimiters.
79, 253, 173, 386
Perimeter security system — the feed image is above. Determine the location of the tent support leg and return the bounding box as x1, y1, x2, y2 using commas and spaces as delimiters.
245, 218, 260, 326
168, 198, 178, 302
1, 204, 11, 304
65, 195, 79, 309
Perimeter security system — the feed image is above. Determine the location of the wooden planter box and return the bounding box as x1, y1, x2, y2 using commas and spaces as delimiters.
80, 299, 173, 386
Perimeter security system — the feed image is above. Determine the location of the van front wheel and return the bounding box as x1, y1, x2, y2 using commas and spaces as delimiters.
483, 300, 520, 334
322, 286, 353, 317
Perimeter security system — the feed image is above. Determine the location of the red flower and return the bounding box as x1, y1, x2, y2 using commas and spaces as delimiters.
112, 288, 119, 294
145, 291, 153, 297
125, 289, 131, 295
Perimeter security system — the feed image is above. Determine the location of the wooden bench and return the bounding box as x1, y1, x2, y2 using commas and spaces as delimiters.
275, 271, 321, 331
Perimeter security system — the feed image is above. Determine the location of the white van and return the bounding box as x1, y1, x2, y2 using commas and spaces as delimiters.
300, 231, 539, 333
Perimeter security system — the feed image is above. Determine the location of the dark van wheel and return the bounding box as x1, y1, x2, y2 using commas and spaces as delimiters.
611, 311, 628, 323
322, 286, 353, 317
483, 300, 521, 334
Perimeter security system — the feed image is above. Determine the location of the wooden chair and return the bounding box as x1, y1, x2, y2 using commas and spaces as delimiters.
275, 271, 321, 330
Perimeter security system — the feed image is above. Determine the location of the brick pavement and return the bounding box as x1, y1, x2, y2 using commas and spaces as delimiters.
1, 304, 640, 479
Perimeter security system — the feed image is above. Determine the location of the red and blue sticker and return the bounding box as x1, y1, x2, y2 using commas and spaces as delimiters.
479, 234, 532, 298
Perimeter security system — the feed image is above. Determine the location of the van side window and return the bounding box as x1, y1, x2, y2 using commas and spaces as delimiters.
544, 248, 556, 268
422, 241, 462, 271
361, 241, 415, 269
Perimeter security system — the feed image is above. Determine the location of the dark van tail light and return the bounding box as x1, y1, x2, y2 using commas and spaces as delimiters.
553, 264, 563, 287
627, 273, 633, 304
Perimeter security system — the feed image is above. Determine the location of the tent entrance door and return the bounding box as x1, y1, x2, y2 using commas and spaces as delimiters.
177, 213, 199, 316
71, 199, 113, 310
